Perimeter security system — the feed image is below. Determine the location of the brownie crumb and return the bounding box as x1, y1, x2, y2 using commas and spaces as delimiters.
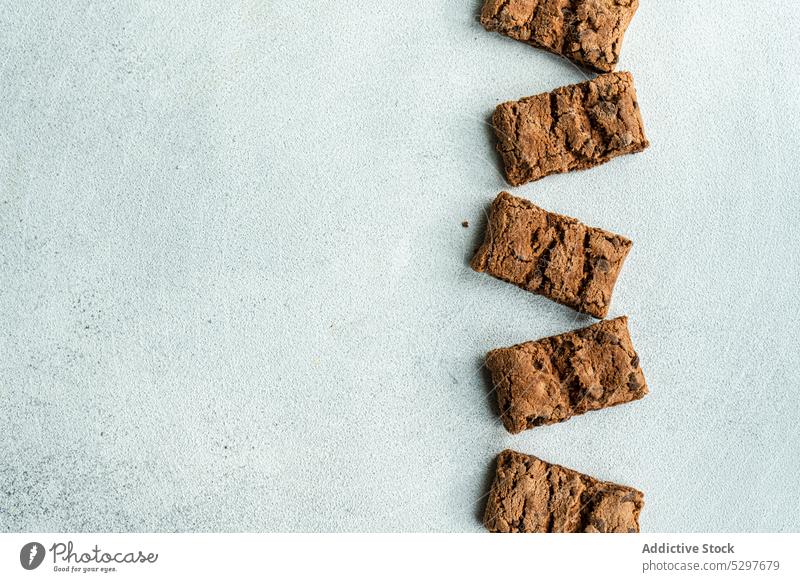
461, 220, 469, 228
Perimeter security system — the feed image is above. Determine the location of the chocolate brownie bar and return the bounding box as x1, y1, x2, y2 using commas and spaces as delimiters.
480, 0, 640, 73
492, 72, 648, 186
486, 316, 647, 433
471, 191, 631, 318
484, 449, 644, 533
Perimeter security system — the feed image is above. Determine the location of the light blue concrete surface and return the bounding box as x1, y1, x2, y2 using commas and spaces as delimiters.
1, 1, 799, 532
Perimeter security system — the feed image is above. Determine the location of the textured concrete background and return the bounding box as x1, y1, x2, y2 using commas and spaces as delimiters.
1, 1, 799, 532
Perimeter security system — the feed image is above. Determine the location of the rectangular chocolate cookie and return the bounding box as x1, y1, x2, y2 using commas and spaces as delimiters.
492, 72, 648, 186
471, 191, 631, 318
480, 0, 640, 73
486, 316, 647, 433
484, 449, 644, 533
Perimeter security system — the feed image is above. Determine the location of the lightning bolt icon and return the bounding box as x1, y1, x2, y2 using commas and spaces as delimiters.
29, 545, 38, 566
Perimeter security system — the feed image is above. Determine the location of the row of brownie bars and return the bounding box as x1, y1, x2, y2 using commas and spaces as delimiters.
472, 0, 649, 533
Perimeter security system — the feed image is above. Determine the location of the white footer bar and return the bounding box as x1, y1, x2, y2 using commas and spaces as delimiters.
1, 533, 797, 581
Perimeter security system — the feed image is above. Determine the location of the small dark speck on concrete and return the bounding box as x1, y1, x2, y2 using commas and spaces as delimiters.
462, 220, 469, 228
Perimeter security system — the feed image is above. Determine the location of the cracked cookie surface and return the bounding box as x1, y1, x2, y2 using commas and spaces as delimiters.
492, 71, 648, 186
484, 449, 644, 533
486, 316, 647, 433
471, 191, 632, 318
480, 0, 640, 72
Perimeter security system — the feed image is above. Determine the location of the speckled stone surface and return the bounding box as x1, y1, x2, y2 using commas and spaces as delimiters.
1, 0, 799, 532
